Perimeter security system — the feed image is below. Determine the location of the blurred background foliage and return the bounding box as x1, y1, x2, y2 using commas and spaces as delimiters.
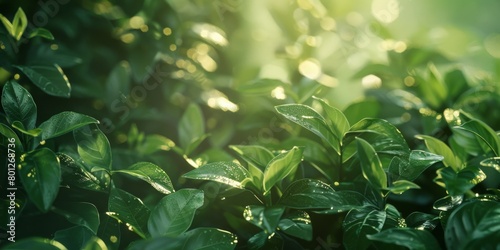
1, 0, 500, 248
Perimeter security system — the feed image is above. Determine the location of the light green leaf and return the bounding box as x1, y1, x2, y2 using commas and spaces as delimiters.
138, 134, 175, 155
14, 64, 71, 98
52, 202, 100, 234
12, 8, 27, 41
237, 78, 285, 95
0, 237, 67, 250
28, 27, 55, 40
243, 205, 284, 234
314, 97, 350, 141
356, 137, 387, 189
82, 237, 108, 250
12, 121, 42, 137
182, 161, 252, 189
263, 146, 303, 194
278, 211, 312, 241
148, 189, 204, 237
367, 228, 440, 250
39, 111, 98, 140
0, 14, 14, 37
343, 99, 380, 125
18, 148, 60, 212
385, 180, 420, 195
343, 207, 386, 250
229, 145, 274, 171
2, 80, 37, 130
0, 123, 24, 151
416, 135, 462, 171
107, 188, 150, 238
179, 103, 205, 150
113, 162, 174, 194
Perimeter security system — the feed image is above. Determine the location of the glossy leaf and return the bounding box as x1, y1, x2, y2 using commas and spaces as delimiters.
74, 126, 112, 170
0, 123, 24, 151
114, 162, 174, 194
278, 179, 366, 212
314, 97, 350, 140
436, 166, 486, 196
343, 208, 386, 250
278, 211, 312, 241
433, 195, 464, 212
14, 64, 71, 98
58, 153, 108, 192
416, 135, 462, 171
247, 231, 283, 250
148, 189, 204, 237
415, 65, 447, 109
39, 111, 98, 140
480, 157, 500, 172
12, 121, 42, 137
445, 201, 500, 250
452, 119, 500, 156
399, 150, 444, 180
276, 104, 340, 154
367, 228, 440, 250
229, 145, 274, 170
52, 202, 100, 234
179, 103, 205, 150
243, 205, 284, 234
18, 148, 60, 212
53, 226, 94, 250
405, 212, 438, 230
386, 180, 420, 195
1, 237, 66, 250
356, 137, 387, 189
28, 27, 54, 40
2, 80, 37, 130
182, 161, 252, 189
107, 188, 150, 238
128, 228, 237, 250
11, 8, 27, 40
263, 146, 303, 194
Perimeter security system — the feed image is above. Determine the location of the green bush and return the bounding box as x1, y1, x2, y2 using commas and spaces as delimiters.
1, 1, 500, 249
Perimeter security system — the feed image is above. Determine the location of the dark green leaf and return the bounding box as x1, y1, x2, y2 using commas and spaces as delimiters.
97, 215, 121, 250
105, 62, 131, 107
367, 228, 440, 250
480, 157, 500, 172
81, 237, 107, 250
108, 188, 150, 238
128, 228, 237, 250
52, 202, 100, 234
1, 237, 66, 250
247, 231, 283, 250
19, 148, 60, 212
276, 104, 340, 154
138, 134, 175, 155
2, 80, 37, 130
278, 211, 312, 241
445, 201, 500, 250
452, 119, 500, 157
74, 126, 112, 170
243, 205, 284, 234
148, 189, 204, 237
405, 212, 438, 230
58, 153, 108, 192
343, 207, 386, 250
433, 195, 464, 212
182, 161, 252, 189
179, 103, 205, 150
356, 137, 387, 189
14, 64, 71, 98
39, 111, 98, 140
28, 27, 54, 40
399, 150, 444, 180
0, 123, 24, 151
53, 226, 94, 250
114, 162, 174, 194
314, 97, 350, 140
278, 179, 366, 212
263, 146, 303, 194
436, 166, 486, 196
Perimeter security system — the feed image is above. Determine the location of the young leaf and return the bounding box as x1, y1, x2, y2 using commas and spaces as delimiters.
367, 228, 441, 250
277, 211, 312, 241
0, 237, 66, 250
107, 188, 150, 238
263, 146, 303, 194
137, 134, 175, 155
0, 13, 14, 37
128, 228, 238, 250
179, 103, 205, 150
229, 145, 274, 171
343, 207, 386, 250
148, 189, 204, 237
314, 97, 350, 141
243, 205, 285, 234
14, 64, 71, 98
385, 180, 420, 195
436, 166, 486, 196
28, 28, 55, 40
2, 80, 37, 130
356, 137, 387, 189
12, 8, 27, 41
445, 201, 500, 250
275, 104, 340, 154
12, 121, 42, 137
74, 126, 112, 170
416, 135, 462, 171
39, 111, 98, 140
182, 161, 252, 189
113, 162, 174, 194
52, 202, 100, 234
18, 148, 60, 212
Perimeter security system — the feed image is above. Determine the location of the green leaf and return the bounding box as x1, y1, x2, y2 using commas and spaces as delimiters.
179, 103, 205, 150
0, 14, 14, 37
248, 231, 283, 250
105, 61, 131, 107
39, 111, 98, 140
436, 166, 486, 196
52, 202, 100, 234
113, 162, 174, 194
237, 78, 285, 95
14, 64, 71, 97
367, 228, 440, 250
229, 145, 274, 170
182, 161, 252, 189
343, 99, 380, 125
53, 226, 94, 250
452, 119, 500, 157
107, 188, 150, 238
82, 237, 108, 250
445, 201, 500, 250
28, 27, 55, 40
74, 126, 112, 170
314, 97, 350, 140
243, 205, 284, 234
386, 180, 420, 195
416, 64, 447, 109
356, 137, 387, 189
480, 157, 500, 172
397, 150, 444, 180
444, 69, 469, 101
416, 135, 462, 171
12, 121, 42, 137
0, 123, 23, 151
12, 8, 27, 41
343, 207, 386, 250
1, 80, 37, 130
19, 148, 60, 212
263, 146, 303, 194
137, 134, 175, 155
433, 195, 464, 212
128, 228, 237, 250
1, 237, 67, 250
58, 153, 108, 192
278, 211, 312, 241
405, 212, 438, 230
276, 104, 340, 154
97, 215, 121, 250
148, 189, 204, 237
278, 179, 366, 212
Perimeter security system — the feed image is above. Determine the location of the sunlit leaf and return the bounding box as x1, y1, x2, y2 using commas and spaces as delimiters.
436, 166, 486, 196
385, 180, 420, 195
343, 99, 380, 125
278, 211, 312, 241
82, 237, 108, 250
28, 28, 54, 40
229, 145, 274, 171
108, 188, 150, 238
11, 8, 27, 41
182, 161, 252, 189
452, 119, 500, 157
356, 137, 387, 189
113, 162, 174, 194
58, 153, 108, 192
314, 97, 350, 140
179, 103, 205, 150
480, 157, 500, 172
74, 126, 112, 170
416, 135, 462, 171
263, 146, 303, 194
243, 205, 284, 234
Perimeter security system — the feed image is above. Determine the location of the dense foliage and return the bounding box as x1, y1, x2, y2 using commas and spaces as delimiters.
1, 1, 500, 249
